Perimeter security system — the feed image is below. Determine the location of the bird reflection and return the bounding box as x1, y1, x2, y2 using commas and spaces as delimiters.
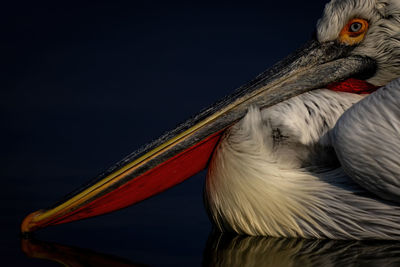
22, 233, 400, 267
21, 238, 148, 267
203, 232, 400, 267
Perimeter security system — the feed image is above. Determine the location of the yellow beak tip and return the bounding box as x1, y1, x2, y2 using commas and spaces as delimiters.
21, 210, 44, 233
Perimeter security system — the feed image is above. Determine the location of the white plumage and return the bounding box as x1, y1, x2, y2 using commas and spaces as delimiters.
205, 0, 400, 239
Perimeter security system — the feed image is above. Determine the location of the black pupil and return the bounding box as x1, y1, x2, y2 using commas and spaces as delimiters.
350, 22, 362, 32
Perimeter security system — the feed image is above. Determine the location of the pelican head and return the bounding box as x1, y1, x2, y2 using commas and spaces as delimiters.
317, 0, 400, 85
22, 0, 400, 238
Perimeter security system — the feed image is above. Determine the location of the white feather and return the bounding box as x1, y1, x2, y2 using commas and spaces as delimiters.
206, 89, 400, 239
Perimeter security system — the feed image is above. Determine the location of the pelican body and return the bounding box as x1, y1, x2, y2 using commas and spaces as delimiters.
22, 0, 400, 239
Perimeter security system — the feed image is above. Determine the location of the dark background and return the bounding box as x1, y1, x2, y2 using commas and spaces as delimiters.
4, 1, 327, 266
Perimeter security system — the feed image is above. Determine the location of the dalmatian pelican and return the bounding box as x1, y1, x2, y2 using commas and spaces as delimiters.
22, 0, 400, 239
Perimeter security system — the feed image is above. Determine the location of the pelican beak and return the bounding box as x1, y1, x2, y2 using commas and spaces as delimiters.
21, 40, 376, 233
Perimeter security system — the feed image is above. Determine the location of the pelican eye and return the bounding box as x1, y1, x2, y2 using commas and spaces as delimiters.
349, 22, 362, 32
339, 18, 369, 45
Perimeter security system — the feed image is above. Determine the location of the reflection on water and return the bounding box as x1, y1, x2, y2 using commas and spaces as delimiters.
21, 238, 148, 267
204, 232, 400, 267
22, 232, 400, 266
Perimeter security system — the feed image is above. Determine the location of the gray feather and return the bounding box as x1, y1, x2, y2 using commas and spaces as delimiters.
333, 78, 400, 203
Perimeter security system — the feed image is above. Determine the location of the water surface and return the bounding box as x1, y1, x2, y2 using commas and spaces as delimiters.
21, 231, 400, 266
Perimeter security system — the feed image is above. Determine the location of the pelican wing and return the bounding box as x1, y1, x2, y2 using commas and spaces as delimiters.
332, 78, 400, 203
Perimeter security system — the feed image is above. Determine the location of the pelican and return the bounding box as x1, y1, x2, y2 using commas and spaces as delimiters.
22, 0, 400, 239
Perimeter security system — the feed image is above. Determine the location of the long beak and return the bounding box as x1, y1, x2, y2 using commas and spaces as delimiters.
21, 40, 376, 233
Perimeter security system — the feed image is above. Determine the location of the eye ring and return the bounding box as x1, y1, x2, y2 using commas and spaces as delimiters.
339, 18, 369, 45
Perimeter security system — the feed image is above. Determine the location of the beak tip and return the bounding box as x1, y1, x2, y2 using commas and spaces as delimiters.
21, 210, 44, 234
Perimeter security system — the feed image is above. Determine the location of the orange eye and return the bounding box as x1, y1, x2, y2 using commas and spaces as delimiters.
339, 18, 369, 45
